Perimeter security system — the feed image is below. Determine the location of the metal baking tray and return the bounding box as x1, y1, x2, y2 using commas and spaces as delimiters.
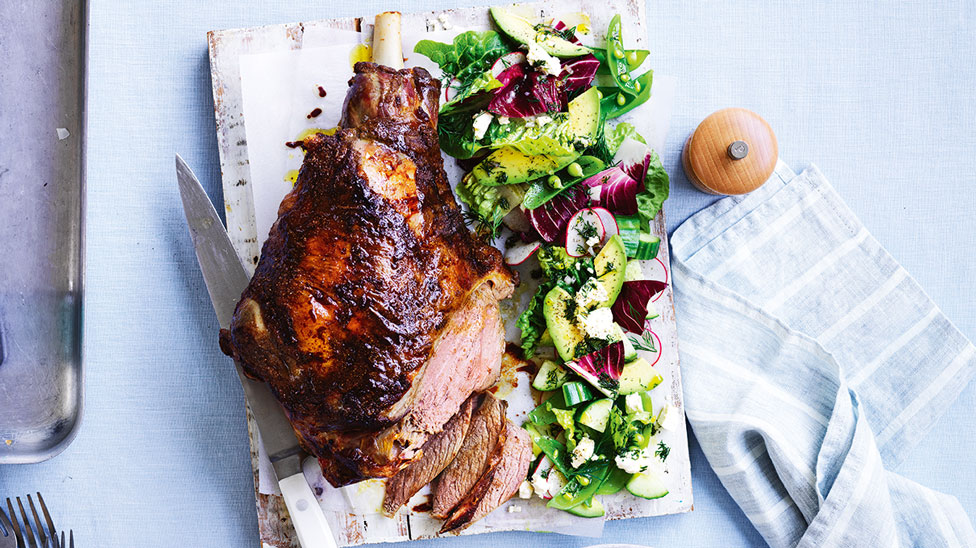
0, 1, 87, 463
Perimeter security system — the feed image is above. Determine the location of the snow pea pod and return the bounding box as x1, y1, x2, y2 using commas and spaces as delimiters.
606, 15, 639, 97
522, 156, 606, 210
588, 46, 649, 75
600, 70, 653, 119
547, 462, 611, 510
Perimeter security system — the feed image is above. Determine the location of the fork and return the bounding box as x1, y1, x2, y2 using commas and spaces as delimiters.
0, 493, 72, 548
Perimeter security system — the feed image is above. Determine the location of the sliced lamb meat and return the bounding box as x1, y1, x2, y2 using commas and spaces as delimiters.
440, 420, 533, 534
382, 394, 478, 516
431, 394, 506, 518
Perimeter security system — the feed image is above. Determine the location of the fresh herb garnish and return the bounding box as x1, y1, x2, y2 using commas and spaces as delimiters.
628, 330, 657, 353
655, 441, 670, 461
462, 206, 504, 241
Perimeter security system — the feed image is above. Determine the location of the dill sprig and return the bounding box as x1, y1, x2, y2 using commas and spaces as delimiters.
628, 330, 657, 353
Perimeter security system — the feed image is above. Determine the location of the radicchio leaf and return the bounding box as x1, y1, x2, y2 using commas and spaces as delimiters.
582, 167, 639, 215
488, 62, 566, 118
566, 341, 626, 395
612, 280, 668, 333
561, 54, 600, 93
525, 184, 590, 242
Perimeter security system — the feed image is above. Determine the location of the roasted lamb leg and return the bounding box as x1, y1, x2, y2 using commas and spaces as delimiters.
219, 62, 515, 487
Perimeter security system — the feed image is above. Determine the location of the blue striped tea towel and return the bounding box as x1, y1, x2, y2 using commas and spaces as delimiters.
670, 161, 976, 547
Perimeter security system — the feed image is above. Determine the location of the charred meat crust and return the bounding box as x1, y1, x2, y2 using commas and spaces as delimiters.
219, 62, 515, 487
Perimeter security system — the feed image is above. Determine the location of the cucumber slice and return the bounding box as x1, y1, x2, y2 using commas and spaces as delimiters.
646, 301, 660, 320
533, 360, 570, 391
562, 381, 595, 407
616, 214, 642, 258
618, 358, 663, 395
578, 398, 613, 433
626, 469, 669, 500
566, 496, 605, 517
635, 233, 661, 260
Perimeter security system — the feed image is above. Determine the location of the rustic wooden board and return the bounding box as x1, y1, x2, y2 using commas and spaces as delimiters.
208, 2, 691, 546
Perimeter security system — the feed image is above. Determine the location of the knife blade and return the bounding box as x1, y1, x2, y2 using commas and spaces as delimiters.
176, 154, 337, 548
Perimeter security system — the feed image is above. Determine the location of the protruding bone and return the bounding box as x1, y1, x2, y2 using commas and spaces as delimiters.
371, 12, 403, 69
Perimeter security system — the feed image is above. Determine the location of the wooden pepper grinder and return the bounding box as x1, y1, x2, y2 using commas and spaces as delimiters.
682, 108, 778, 195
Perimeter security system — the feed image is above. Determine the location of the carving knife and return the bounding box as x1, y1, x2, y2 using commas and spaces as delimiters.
175, 154, 337, 548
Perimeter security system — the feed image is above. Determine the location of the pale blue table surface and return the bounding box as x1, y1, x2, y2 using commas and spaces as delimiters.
2, 1, 974, 546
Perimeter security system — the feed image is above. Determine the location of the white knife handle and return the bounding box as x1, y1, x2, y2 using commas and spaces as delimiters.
278, 473, 338, 548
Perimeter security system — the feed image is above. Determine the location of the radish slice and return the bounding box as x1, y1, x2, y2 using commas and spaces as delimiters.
564, 208, 605, 257
532, 455, 554, 477
505, 240, 541, 266
502, 207, 533, 233
546, 469, 568, 499
591, 207, 619, 245
444, 77, 461, 102
531, 455, 559, 500
491, 52, 526, 79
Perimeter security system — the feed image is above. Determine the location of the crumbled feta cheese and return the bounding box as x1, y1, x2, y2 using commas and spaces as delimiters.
518, 480, 533, 499
56, 127, 70, 140
615, 447, 654, 474
531, 470, 549, 497
507, 505, 522, 513
472, 111, 493, 140
442, 20, 453, 30
526, 41, 563, 76
563, 275, 575, 285
571, 437, 595, 468
585, 235, 600, 249
657, 403, 680, 431
497, 116, 510, 125
625, 393, 644, 415
534, 114, 553, 127
580, 307, 615, 341
587, 185, 602, 201
575, 279, 608, 310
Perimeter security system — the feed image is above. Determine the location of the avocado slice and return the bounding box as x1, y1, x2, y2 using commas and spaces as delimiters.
543, 286, 585, 362
468, 88, 601, 187
618, 357, 663, 395
566, 87, 601, 143
594, 235, 627, 307
490, 7, 590, 58
469, 147, 578, 187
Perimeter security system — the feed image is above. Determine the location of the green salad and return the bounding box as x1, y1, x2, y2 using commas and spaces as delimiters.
415, 6, 675, 517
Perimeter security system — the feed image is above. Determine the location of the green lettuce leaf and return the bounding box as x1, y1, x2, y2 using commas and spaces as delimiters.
635, 150, 669, 224
606, 122, 646, 152
414, 31, 509, 109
